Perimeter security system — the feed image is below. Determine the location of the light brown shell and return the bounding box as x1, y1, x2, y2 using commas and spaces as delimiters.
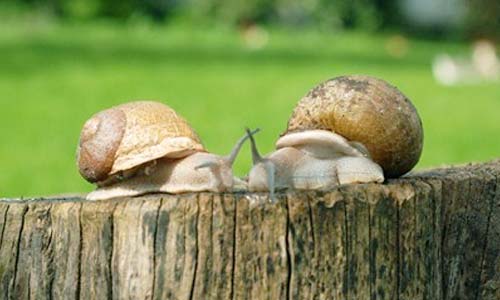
285, 75, 423, 178
77, 101, 204, 183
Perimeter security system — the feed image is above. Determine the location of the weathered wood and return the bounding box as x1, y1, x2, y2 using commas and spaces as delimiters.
368, 185, 398, 300
80, 200, 116, 300
51, 202, 81, 300
1, 160, 499, 299
0, 203, 28, 300
478, 163, 500, 300
233, 194, 288, 300
154, 194, 198, 300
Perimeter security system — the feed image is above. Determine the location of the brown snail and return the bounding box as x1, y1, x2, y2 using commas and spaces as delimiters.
77, 101, 255, 200
247, 75, 423, 198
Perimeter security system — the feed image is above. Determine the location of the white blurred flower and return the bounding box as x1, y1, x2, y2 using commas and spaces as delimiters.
432, 40, 499, 85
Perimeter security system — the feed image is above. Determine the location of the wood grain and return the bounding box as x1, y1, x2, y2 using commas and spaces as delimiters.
1, 160, 499, 299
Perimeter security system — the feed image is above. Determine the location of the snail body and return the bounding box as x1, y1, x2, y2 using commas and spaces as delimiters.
85, 152, 234, 200
77, 101, 253, 200
247, 129, 384, 198
247, 75, 423, 197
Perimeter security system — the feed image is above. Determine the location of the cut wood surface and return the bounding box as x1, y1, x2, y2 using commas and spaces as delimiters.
1, 160, 499, 300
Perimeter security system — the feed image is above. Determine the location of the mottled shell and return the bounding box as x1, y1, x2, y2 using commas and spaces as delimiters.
285, 75, 423, 178
77, 101, 204, 183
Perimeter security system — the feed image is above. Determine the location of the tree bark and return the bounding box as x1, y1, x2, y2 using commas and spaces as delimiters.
1, 160, 499, 300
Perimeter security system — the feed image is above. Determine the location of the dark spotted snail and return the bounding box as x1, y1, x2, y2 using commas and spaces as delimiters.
246, 75, 424, 198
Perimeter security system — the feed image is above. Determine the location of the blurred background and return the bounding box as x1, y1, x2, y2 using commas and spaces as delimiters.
0, 0, 498, 197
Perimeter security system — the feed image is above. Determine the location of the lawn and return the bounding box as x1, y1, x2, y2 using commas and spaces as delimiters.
0, 20, 499, 197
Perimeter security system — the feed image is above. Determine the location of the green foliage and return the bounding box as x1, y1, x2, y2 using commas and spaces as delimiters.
185, 0, 393, 30
313, 0, 382, 30
198, 0, 273, 25
465, 0, 500, 39
55, 0, 102, 19
2, 0, 497, 38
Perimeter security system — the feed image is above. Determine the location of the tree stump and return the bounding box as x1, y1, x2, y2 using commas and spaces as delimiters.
1, 160, 499, 300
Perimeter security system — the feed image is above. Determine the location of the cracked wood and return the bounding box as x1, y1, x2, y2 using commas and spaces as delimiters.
0, 160, 499, 299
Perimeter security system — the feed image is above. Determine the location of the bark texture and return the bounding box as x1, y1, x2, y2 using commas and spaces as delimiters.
1, 160, 499, 300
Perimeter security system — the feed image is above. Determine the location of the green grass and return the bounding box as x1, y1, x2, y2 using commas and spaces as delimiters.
0, 21, 499, 197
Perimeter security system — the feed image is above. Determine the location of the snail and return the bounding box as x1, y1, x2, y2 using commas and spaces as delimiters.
77, 101, 256, 200
247, 75, 423, 198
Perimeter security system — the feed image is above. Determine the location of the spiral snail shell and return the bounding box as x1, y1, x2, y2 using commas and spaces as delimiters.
77, 101, 254, 200
247, 75, 423, 198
